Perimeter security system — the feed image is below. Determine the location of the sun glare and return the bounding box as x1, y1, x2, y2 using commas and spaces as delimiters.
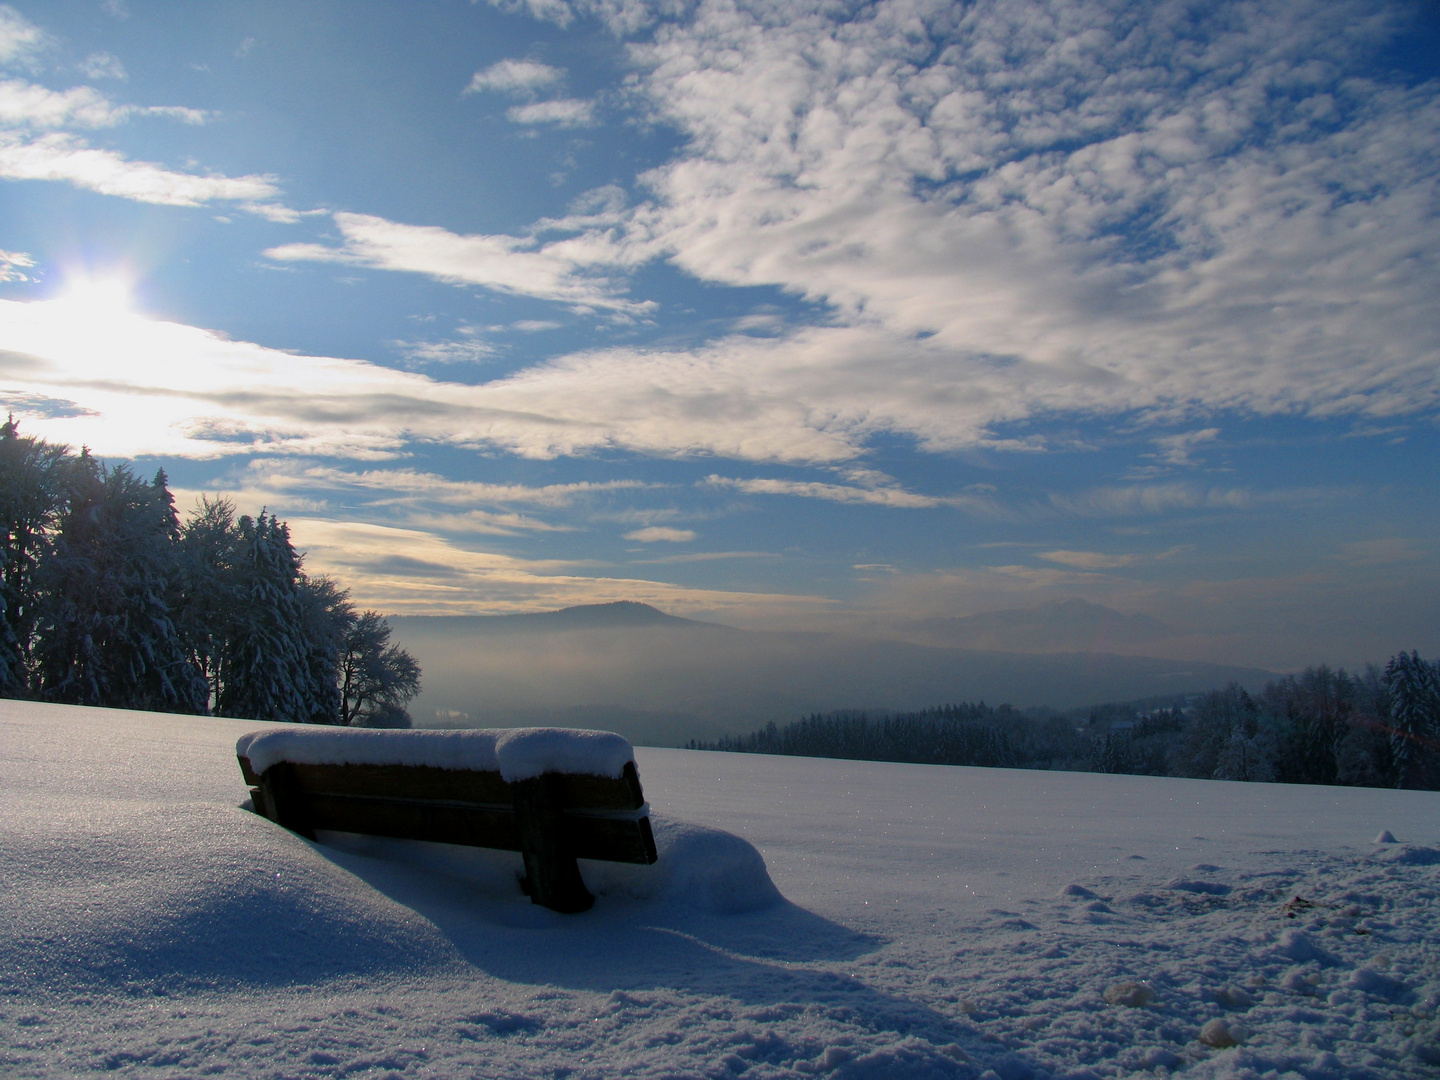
57, 274, 136, 319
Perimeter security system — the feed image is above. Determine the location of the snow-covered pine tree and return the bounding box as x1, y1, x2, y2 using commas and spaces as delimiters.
0, 550, 21, 697
1171, 683, 1264, 779
1382, 651, 1440, 789
1334, 664, 1397, 787
175, 496, 241, 711
33, 463, 208, 712
1256, 666, 1352, 785
214, 511, 312, 723
296, 574, 351, 724
0, 417, 73, 695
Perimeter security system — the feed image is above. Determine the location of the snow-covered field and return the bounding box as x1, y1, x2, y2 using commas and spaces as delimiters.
3, 700, 1438, 1079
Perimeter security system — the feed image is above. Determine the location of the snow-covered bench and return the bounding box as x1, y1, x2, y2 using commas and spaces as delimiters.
236, 726, 657, 913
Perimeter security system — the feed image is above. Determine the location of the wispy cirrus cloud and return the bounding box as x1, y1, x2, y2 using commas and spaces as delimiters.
265, 211, 650, 313
507, 98, 594, 126
704, 474, 963, 509
1149, 429, 1222, 469
0, 7, 294, 217
1037, 550, 1142, 571
1049, 483, 1346, 518
0, 79, 203, 128
0, 247, 33, 281
247, 462, 654, 508
0, 130, 280, 207
624, 526, 696, 542
0, 62, 293, 216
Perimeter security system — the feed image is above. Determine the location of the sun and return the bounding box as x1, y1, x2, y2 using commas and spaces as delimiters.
57, 273, 136, 319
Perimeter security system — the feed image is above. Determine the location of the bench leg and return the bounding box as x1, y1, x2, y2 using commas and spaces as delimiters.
511, 775, 594, 913
259, 764, 317, 841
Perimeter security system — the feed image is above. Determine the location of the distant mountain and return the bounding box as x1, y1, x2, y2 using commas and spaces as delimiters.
387, 602, 1273, 747
902, 599, 1179, 654
388, 601, 713, 636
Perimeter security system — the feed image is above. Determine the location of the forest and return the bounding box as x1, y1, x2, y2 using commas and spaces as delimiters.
0, 418, 419, 726
692, 657, 1440, 791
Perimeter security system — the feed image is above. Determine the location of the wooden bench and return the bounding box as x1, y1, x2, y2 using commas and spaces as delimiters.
236, 727, 658, 914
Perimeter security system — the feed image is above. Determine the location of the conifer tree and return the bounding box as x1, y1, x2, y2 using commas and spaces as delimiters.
34, 462, 208, 712
175, 496, 240, 710
1382, 651, 1440, 789
296, 574, 351, 724
0, 416, 72, 694
214, 511, 312, 723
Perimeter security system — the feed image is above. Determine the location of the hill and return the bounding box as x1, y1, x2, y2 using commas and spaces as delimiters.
4, 699, 1437, 1078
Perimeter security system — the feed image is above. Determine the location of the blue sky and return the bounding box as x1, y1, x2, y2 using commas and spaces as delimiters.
0, 0, 1436, 669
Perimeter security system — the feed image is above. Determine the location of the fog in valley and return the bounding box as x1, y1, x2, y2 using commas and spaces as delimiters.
390, 601, 1273, 747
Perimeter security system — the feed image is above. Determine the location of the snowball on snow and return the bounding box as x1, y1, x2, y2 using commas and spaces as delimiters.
1198, 1017, 1250, 1048
236, 725, 636, 782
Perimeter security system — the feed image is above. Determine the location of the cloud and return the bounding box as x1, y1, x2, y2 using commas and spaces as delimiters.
0, 247, 32, 281
1149, 429, 1222, 468
0, 131, 281, 207
238, 201, 306, 224
243, 462, 653, 509
260, 515, 829, 619
0, 73, 288, 214
507, 98, 594, 126
0, 5, 46, 67
625, 0, 1438, 427
393, 336, 495, 366
176, 467, 585, 537
705, 474, 958, 509
265, 211, 648, 312
1338, 538, 1426, 567
466, 59, 564, 95
1051, 483, 1258, 517
80, 52, 126, 80
0, 79, 203, 129
625, 526, 696, 542
485, 0, 577, 30
344, 0, 1440, 463
1037, 550, 1142, 571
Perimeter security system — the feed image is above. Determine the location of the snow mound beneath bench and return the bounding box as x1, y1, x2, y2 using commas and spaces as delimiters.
588, 816, 783, 913
237, 725, 636, 782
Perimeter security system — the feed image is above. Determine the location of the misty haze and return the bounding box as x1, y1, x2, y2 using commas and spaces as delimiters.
391, 600, 1272, 746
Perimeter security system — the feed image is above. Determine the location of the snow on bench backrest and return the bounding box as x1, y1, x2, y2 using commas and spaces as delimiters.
236, 726, 637, 783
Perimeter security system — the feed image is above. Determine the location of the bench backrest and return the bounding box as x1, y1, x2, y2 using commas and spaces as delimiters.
238, 753, 657, 866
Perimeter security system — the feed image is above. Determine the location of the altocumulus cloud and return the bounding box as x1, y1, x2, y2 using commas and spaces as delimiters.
264, 0, 1438, 465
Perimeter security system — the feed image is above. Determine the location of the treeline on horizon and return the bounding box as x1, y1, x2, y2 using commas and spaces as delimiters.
690, 659, 1440, 791
0, 419, 419, 726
